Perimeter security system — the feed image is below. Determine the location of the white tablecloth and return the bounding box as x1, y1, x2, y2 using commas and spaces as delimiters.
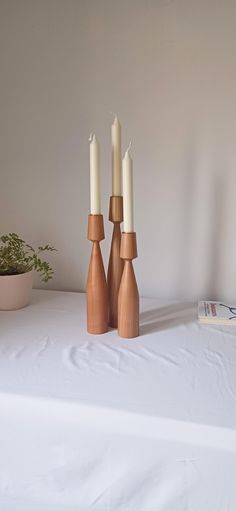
0, 290, 236, 510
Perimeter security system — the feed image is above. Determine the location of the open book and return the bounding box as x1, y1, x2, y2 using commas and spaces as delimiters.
198, 301, 236, 325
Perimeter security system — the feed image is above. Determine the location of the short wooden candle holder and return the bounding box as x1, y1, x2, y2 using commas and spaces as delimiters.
118, 232, 139, 339
86, 214, 108, 334
107, 196, 124, 328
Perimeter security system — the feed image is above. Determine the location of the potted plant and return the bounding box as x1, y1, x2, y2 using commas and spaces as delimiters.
0, 233, 56, 310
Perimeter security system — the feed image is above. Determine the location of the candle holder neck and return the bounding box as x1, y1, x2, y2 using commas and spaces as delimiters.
120, 231, 137, 260
109, 195, 123, 223
87, 214, 105, 242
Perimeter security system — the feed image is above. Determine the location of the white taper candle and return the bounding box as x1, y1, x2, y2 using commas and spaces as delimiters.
122, 147, 134, 233
89, 134, 101, 214
112, 116, 122, 196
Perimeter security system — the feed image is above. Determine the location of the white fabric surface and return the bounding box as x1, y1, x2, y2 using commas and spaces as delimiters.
0, 289, 236, 510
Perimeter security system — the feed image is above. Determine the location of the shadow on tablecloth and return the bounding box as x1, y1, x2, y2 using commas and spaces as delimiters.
140, 302, 197, 335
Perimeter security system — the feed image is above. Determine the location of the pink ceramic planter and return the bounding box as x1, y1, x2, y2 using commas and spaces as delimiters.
0, 270, 33, 310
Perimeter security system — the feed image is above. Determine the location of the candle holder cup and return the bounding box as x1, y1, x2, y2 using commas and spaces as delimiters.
107, 196, 124, 328
118, 232, 139, 339
86, 214, 108, 334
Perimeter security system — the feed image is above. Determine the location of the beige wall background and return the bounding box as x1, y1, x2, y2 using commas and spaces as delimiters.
0, 0, 236, 301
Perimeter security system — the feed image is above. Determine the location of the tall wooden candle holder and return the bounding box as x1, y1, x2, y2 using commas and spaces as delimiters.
118, 232, 139, 339
107, 196, 124, 328
86, 214, 108, 334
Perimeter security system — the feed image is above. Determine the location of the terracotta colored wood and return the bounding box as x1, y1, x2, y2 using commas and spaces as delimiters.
87, 214, 105, 241
120, 231, 138, 260
118, 232, 139, 339
107, 196, 124, 328
109, 195, 123, 223
86, 215, 108, 334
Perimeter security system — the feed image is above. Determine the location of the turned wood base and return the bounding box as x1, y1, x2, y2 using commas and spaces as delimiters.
86, 215, 108, 334
118, 232, 139, 339
107, 196, 124, 328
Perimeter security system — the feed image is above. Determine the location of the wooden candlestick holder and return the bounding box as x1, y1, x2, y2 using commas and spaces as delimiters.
118, 232, 139, 338
107, 196, 124, 328
86, 214, 108, 334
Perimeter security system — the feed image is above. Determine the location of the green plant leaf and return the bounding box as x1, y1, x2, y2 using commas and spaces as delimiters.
0, 233, 56, 282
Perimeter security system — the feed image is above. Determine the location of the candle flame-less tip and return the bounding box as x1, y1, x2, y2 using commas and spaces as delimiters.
110, 111, 120, 124
89, 133, 98, 143
124, 141, 132, 158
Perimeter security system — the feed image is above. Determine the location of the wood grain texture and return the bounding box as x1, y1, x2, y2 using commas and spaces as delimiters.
118, 232, 139, 339
107, 196, 124, 328
86, 215, 108, 334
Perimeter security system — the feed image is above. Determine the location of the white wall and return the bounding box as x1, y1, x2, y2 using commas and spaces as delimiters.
1, 0, 236, 301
